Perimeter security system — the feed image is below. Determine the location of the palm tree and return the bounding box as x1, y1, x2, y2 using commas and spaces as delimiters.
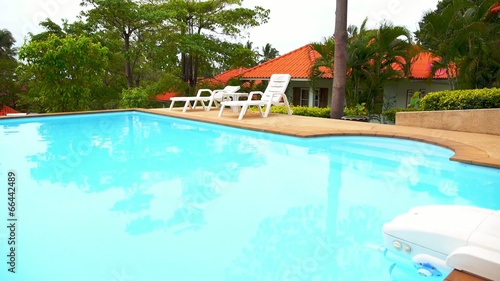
331, 0, 348, 119
416, 0, 499, 89
348, 22, 415, 112
258, 43, 279, 64
309, 37, 335, 88
312, 19, 415, 114
0, 29, 17, 59
0, 29, 20, 108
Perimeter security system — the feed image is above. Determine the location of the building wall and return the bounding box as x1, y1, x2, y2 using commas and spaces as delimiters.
286, 79, 452, 109
383, 79, 451, 109
287, 80, 332, 107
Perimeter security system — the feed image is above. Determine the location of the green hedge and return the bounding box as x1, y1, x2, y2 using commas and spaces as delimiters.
420, 88, 500, 110
269, 105, 331, 118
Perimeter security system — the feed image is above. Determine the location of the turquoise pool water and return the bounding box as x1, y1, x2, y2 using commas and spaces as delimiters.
0, 111, 499, 281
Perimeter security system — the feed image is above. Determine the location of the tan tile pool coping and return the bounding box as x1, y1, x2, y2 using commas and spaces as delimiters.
3, 108, 499, 169
139, 108, 500, 169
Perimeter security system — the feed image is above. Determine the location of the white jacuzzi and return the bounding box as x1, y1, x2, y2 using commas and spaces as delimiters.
382, 205, 500, 280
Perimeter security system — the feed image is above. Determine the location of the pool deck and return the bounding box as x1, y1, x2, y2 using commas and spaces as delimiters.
144, 107, 500, 169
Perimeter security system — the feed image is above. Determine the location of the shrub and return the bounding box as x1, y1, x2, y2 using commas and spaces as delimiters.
285, 106, 331, 118
343, 103, 369, 117
255, 105, 331, 118
420, 88, 500, 110
119, 87, 149, 108
382, 107, 423, 122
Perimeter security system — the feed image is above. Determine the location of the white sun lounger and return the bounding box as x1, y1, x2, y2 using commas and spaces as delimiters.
169, 85, 240, 112
218, 74, 292, 120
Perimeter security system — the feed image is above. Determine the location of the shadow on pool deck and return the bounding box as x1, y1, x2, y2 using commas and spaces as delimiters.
144, 107, 500, 169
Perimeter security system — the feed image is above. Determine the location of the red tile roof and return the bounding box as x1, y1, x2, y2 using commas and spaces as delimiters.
240, 44, 453, 80
241, 45, 332, 80
212, 67, 248, 84
155, 92, 177, 101
0, 105, 20, 116
490, 2, 500, 13
408, 52, 455, 79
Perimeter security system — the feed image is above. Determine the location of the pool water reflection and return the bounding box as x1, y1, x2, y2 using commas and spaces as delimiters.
0, 112, 499, 281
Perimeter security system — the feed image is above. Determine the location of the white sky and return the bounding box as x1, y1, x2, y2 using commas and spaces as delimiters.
1, 0, 440, 55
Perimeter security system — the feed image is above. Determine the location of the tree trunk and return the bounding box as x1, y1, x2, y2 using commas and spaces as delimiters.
123, 32, 134, 89
331, 0, 348, 119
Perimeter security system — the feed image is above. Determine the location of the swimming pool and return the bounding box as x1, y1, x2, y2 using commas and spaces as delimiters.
1, 111, 499, 281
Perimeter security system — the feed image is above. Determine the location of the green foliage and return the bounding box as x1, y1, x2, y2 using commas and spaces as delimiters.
258, 43, 279, 64
0, 29, 17, 59
17, 34, 109, 113
81, 0, 169, 88
0, 29, 21, 108
0, 58, 20, 107
408, 91, 421, 108
254, 105, 330, 118
310, 20, 417, 113
282, 106, 330, 118
420, 88, 500, 110
160, 0, 270, 90
416, 0, 499, 89
218, 41, 260, 69
119, 87, 149, 108
343, 103, 369, 117
382, 107, 423, 122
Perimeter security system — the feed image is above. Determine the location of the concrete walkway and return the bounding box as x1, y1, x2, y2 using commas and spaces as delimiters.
145, 108, 500, 169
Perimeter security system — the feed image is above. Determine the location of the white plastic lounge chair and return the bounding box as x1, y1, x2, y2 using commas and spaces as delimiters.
218, 74, 292, 120
169, 85, 240, 112
207, 85, 243, 109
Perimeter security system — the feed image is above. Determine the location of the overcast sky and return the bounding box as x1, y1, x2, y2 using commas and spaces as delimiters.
1, 0, 440, 54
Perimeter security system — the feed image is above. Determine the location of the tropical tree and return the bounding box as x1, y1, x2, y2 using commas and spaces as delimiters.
162, 0, 269, 94
17, 34, 109, 112
0, 29, 21, 108
331, 0, 348, 119
258, 43, 279, 64
416, 0, 499, 89
219, 41, 259, 69
81, 0, 168, 89
0, 29, 17, 59
347, 20, 415, 111
311, 19, 415, 114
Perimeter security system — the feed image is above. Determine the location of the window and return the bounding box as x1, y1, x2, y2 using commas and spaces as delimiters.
406, 89, 414, 108
300, 89, 309, 106
313, 89, 322, 107
419, 89, 426, 98
292, 87, 328, 107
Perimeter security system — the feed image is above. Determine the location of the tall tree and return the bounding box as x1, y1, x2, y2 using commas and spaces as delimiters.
218, 41, 259, 70
0, 29, 17, 59
17, 34, 109, 112
347, 20, 414, 111
163, 0, 269, 93
331, 0, 348, 119
416, 0, 499, 89
311, 20, 415, 113
81, 0, 167, 89
309, 37, 335, 88
0, 29, 21, 108
258, 43, 279, 64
